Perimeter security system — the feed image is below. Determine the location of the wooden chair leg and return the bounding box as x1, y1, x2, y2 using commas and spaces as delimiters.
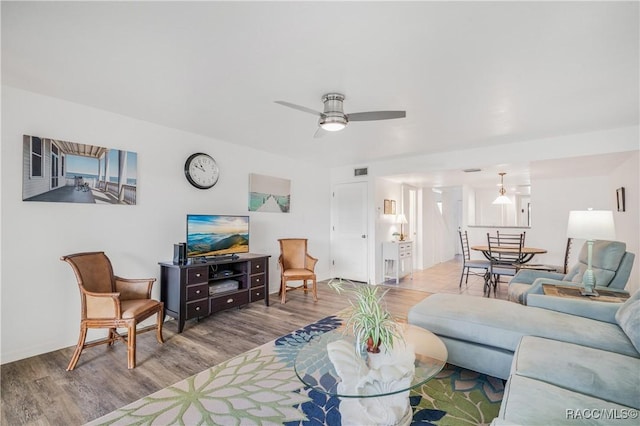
312, 278, 318, 301
108, 328, 117, 346
67, 323, 88, 371
127, 323, 136, 369
303, 280, 308, 294
281, 278, 287, 304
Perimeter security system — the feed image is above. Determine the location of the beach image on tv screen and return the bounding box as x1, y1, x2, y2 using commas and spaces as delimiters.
187, 215, 249, 257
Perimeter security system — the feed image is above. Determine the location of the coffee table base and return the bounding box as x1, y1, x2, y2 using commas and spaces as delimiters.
339, 390, 412, 426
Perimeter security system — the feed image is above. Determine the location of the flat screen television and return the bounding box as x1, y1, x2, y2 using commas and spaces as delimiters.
186, 214, 249, 259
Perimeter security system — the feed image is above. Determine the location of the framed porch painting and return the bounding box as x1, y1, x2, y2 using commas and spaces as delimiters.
22, 135, 138, 205
248, 173, 291, 213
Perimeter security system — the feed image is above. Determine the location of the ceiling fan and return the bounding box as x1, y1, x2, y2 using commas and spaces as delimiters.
275, 93, 406, 137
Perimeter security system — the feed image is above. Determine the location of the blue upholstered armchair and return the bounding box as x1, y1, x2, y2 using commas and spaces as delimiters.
508, 240, 635, 304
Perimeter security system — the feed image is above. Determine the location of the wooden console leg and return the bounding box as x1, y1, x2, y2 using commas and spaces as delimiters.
156, 308, 165, 344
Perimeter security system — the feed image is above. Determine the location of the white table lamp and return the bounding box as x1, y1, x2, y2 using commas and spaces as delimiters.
396, 214, 408, 241
566, 210, 616, 296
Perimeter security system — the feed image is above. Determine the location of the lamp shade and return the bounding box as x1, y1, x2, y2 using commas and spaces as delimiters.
492, 195, 512, 205
396, 213, 408, 224
567, 210, 615, 240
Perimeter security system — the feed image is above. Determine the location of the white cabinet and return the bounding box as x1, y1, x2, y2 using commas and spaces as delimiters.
382, 241, 413, 284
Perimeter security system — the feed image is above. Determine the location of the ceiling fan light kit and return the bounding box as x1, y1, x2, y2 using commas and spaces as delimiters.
320, 94, 348, 131
275, 92, 406, 137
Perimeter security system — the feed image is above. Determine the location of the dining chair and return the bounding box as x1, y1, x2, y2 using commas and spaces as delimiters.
486, 232, 525, 296
518, 238, 573, 274
497, 230, 526, 245
278, 238, 318, 303
61, 251, 164, 370
458, 230, 491, 288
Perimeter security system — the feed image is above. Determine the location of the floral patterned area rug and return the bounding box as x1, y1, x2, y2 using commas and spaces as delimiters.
88, 315, 503, 425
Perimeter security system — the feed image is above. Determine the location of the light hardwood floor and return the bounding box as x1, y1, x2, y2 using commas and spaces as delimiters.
1, 256, 505, 425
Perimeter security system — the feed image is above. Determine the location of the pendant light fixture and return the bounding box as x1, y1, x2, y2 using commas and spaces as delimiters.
492, 172, 512, 205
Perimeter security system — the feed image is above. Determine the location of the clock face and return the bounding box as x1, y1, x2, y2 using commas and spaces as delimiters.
184, 153, 220, 189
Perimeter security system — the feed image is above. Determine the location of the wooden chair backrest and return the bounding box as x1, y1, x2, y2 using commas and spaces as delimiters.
61, 251, 115, 294
278, 239, 308, 270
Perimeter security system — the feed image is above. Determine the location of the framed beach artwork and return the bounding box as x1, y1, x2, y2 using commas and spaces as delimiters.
22, 135, 138, 205
248, 173, 291, 213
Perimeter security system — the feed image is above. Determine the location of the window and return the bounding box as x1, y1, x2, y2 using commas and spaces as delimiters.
31, 136, 43, 178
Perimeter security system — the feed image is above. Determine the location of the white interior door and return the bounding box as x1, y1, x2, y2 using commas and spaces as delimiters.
331, 182, 368, 282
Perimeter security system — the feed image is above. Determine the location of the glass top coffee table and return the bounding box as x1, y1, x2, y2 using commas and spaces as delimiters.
294, 322, 447, 426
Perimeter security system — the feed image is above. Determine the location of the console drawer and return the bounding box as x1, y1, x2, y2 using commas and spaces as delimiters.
250, 274, 265, 288
210, 291, 249, 311
251, 259, 266, 274
186, 299, 208, 319
186, 283, 208, 301
187, 267, 208, 284
250, 286, 265, 302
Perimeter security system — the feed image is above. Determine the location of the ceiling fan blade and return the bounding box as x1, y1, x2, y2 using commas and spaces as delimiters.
347, 111, 406, 121
274, 101, 323, 117
313, 127, 328, 138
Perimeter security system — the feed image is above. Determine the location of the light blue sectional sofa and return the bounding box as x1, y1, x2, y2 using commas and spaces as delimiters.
408, 290, 640, 425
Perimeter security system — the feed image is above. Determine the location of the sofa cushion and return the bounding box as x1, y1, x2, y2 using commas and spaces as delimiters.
615, 290, 640, 353
563, 240, 626, 287
408, 294, 638, 357
512, 336, 640, 409
499, 374, 637, 425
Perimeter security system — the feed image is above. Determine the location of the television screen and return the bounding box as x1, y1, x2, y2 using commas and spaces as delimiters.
186, 214, 249, 258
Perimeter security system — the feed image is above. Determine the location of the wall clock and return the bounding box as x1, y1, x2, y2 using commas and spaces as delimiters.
184, 153, 220, 189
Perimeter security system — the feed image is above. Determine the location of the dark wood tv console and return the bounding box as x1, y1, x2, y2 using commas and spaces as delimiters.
159, 253, 270, 333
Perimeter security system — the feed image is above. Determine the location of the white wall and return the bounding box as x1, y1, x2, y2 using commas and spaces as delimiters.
473, 188, 518, 226
610, 153, 640, 293
1, 86, 331, 363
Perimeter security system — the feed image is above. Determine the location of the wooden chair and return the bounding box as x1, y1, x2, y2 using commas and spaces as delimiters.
278, 238, 318, 304
61, 251, 164, 370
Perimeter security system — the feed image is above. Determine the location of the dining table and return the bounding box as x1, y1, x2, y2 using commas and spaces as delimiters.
471, 245, 547, 264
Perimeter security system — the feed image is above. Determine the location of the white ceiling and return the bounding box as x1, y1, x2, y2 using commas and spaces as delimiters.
2, 1, 638, 186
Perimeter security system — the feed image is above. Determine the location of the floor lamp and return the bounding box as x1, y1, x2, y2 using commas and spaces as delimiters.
566, 210, 616, 296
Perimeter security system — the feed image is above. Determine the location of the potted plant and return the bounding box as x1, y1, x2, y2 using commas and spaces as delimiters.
329, 279, 402, 353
